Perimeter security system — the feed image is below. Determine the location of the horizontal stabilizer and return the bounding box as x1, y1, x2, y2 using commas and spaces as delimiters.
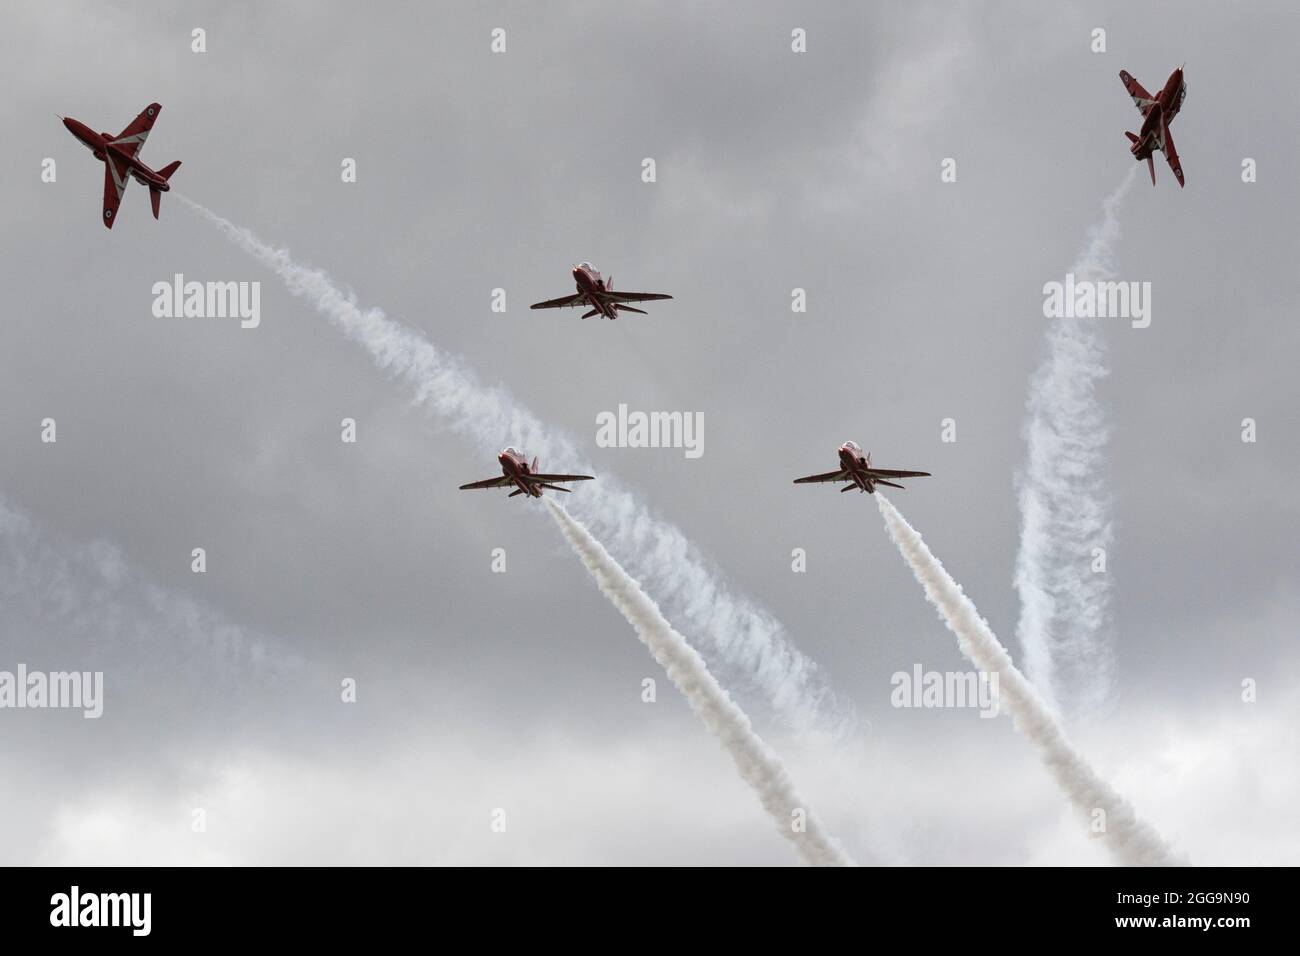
840, 484, 859, 493
157, 160, 182, 181
537, 483, 573, 493
150, 186, 161, 219
508, 488, 527, 497
581, 308, 600, 319
1124, 131, 1139, 144
615, 304, 647, 315
874, 479, 906, 490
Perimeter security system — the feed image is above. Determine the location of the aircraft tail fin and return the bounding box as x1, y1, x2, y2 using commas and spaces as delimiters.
149, 162, 180, 220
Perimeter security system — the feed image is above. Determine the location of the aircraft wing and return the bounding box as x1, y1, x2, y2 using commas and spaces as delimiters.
1157, 126, 1185, 187
793, 469, 850, 484
606, 291, 673, 303
528, 474, 594, 483
458, 475, 513, 490
1119, 70, 1157, 115
530, 293, 586, 310
866, 468, 932, 479
102, 155, 130, 228
110, 103, 161, 159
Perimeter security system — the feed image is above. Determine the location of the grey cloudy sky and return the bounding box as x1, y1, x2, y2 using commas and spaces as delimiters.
1, 0, 1297, 865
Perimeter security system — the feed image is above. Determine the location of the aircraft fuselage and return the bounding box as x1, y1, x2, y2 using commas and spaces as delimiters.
838, 441, 875, 492
63, 117, 170, 191
572, 264, 616, 319
498, 449, 542, 497
1130, 68, 1185, 160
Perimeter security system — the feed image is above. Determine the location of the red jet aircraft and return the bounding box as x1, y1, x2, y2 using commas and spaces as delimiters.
1119, 67, 1187, 187
62, 103, 181, 228
793, 441, 931, 494
458, 447, 594, 499
530, 262, 672, 320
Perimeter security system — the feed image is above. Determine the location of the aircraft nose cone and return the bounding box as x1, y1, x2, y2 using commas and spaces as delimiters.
62, 117, 90, 141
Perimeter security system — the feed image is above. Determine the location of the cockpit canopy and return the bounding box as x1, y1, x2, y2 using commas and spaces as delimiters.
503, 446, 520, 458
843, 440, 861, 451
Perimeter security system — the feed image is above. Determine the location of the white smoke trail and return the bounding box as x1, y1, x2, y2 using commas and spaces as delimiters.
0, 495, 294, 680
0, 494, 302, 748
1015, 168, 1137, 718
876, 494, 1183, 866
180, 197, 839, 731
544, 498, 855, 866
